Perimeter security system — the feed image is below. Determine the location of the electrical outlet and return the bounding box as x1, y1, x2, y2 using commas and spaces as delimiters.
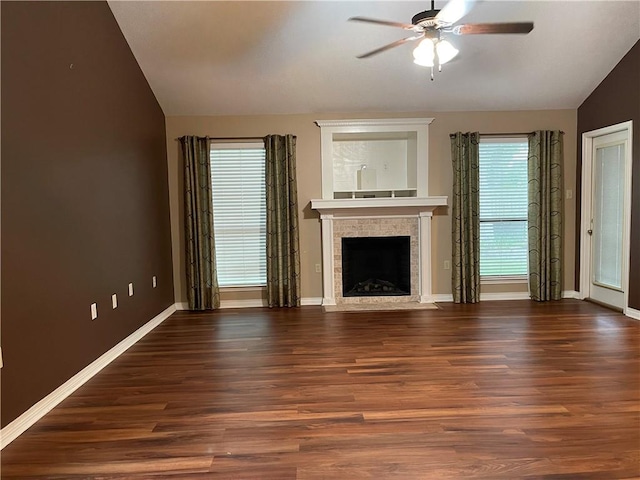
152, 276, 157, 288
128, 283, 134, 296
444, 260, 451, 270
112, 294, 118, 309
91, 303, 98, 320
315, 264, 321, 273
566, 189, 573, 199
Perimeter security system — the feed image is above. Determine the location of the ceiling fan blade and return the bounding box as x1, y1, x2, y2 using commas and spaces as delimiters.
356, 35, 423, 59
435, 0, 477, 25
349, 16, 417, 31
452, 22, 534, 35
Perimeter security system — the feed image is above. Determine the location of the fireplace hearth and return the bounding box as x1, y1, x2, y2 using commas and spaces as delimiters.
342, 236, 411, 297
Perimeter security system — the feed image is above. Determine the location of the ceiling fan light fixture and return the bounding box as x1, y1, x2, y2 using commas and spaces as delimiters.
413, 38, 435, 67
435, 39, 459, 64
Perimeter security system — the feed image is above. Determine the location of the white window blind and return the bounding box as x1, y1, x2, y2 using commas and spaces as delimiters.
479, 138, 529, 277
210, 143, 266, 287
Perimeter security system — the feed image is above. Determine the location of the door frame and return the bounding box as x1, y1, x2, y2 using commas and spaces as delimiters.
579, 121, 633, 313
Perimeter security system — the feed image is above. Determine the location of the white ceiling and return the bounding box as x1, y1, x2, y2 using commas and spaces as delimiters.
108, 1, 640, 116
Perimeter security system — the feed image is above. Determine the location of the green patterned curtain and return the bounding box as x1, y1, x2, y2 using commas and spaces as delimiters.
265, 134, 301, 307
180, 136, 220, 310
528, 131, 563, 301
450, 132, 481, 303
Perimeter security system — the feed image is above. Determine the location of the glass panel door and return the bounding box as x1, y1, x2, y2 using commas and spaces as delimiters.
592, 142, 624, 290
588, 129, 627, 309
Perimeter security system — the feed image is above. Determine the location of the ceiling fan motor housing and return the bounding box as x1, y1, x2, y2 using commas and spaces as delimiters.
412, 10, 441, 28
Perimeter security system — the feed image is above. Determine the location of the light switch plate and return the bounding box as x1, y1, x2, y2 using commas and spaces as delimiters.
112, 294, 118, 309
91, 303, 98, 320
128, 283, 134, 296
152, 276, 157, 288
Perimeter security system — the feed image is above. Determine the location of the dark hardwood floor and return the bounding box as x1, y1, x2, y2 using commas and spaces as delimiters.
2, 300, 639, 479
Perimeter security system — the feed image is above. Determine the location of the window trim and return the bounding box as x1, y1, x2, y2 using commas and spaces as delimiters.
219, 286, 266, 293
481, 275, 528, 285
210, 140, 264, 149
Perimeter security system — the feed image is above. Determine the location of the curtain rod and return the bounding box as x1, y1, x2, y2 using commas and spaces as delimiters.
175, 136, 264, 141
480, 132, 531, 136
479, 131, 564, 136
210, 136, 264, 142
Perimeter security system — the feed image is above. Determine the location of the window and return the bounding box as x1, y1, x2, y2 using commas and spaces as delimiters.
479, 138, 529, 278
210, 143, 266, 287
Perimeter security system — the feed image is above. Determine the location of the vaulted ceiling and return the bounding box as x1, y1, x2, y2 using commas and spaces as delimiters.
108, 1, 640, 116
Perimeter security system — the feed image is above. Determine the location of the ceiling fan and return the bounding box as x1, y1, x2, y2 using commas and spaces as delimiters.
350, 0, 533, 80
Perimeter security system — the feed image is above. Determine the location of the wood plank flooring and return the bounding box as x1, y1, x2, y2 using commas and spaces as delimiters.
2, 300, 639, 479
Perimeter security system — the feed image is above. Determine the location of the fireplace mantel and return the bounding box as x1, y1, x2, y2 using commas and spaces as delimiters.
311, 196, 447, 217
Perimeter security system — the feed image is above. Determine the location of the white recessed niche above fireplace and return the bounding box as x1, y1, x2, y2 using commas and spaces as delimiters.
316, 118, 431, 200
311, 118, 448, 309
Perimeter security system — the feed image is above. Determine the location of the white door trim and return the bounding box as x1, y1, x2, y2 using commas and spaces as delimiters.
580, 121, 633, 315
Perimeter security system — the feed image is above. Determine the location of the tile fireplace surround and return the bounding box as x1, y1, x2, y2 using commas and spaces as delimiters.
311, 197, 448, 308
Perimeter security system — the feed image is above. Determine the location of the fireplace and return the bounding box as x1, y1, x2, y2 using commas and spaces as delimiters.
342, 236, 411, 297
311, 117, 447, 309
311, 197, 448, 308
331, 217, 421, 305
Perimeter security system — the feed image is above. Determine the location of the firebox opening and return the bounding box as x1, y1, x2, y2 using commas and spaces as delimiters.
342, 236, 411, 297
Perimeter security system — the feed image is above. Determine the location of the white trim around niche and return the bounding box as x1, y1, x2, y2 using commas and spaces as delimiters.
315, 118, 434, 199
315, 118, 435, 128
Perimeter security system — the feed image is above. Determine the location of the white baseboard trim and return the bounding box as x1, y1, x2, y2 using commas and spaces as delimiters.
625, 307, 640, 320
301, 297, 323, 306
179, 293, 585, 309
562, 290, 581, 299
481, 292, 531, 301
432, 292, 531, 302
221, 299, 267, 309
0, 304, 176, 450
177, 297, 323, 310
179, 300, 267, 309
432, 294, 454, 303
432, 291, 581, 303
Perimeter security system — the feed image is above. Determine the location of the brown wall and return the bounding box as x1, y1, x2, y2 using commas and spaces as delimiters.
1, 1, 174, 427
577, 41, 640, 309
166, 109, 577, 304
